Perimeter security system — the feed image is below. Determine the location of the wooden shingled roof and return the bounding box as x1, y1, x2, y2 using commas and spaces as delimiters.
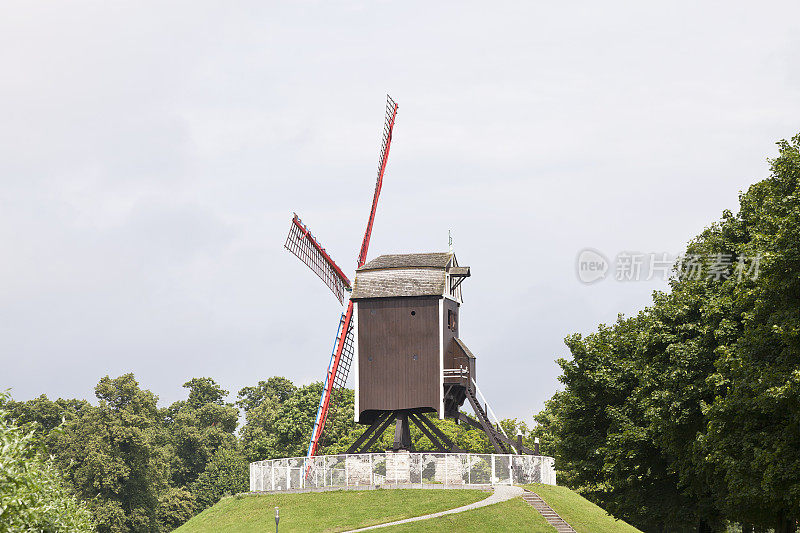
351, 252, 457, 299
357, 252, 453, 271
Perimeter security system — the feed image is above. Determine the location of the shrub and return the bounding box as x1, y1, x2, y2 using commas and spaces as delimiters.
0, 393, 93, 532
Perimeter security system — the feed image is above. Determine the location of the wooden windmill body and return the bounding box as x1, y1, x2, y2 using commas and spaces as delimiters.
347, 252, 476, 452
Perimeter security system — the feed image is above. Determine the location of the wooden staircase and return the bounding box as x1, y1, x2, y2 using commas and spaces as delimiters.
463, 385, 509, 453
521, 491, 577, 533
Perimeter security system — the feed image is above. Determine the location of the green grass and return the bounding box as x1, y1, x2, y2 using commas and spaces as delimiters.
174, 489, 487, 533
176, 484, 642, 533
379, 498, 554, 532
524, 484, 642, 533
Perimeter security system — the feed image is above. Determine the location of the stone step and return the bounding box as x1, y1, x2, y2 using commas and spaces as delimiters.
521, 490, 577, 533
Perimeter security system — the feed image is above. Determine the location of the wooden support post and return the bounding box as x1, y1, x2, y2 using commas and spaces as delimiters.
412, 412, 464, 453
408, 413, 449, 452
359, 414, 396, 453
392, 412, 413, 451
346, 412, 391, 454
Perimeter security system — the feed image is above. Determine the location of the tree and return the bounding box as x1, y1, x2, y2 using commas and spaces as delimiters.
238, 379, 295, 462
537, 133, 800, 532
0, 392, 93, 533
182, 378, 228, 409
700, 134, 800, 531
52, 374, 169, 533
236, 377, 296, 413
189, 446, 248, 509
166, 378, 238, 489
539, 314, 700, 532
155, 487, 195, 532
269, 383, 327, 458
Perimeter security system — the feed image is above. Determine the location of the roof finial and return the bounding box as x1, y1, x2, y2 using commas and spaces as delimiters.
448, 230, 453, 253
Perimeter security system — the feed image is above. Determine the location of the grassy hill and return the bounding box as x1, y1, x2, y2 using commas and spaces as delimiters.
524, 484, 642, 533
174, 489, 487, 533
376, 497, 553, 532
175, 485, 641, 532
377, 485, 642, 532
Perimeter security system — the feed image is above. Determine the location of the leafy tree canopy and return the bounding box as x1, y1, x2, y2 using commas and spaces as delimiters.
0, 392, 93, 533
536, 134, 800, 533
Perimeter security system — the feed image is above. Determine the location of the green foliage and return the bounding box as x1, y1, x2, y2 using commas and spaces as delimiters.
52, 374, 169, 532
189, 446, 248, 509
0, 393, 93, 532
237, 377, 307, 461
236, 377, 296, 413
1, 395, 90, 433
2, 370, 538, 532
166, 378, 238, 488
155, 487, 195, 532
8, 374, 243, 532
537, 134, 800, 532
182, 378, 228, 409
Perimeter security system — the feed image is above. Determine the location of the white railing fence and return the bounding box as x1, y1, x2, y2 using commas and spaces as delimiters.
250, 452, 555, 492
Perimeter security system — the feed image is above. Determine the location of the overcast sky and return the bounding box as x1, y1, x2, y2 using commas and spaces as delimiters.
2, 1, 799, 426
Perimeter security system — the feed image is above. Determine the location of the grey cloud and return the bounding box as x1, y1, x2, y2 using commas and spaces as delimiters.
1, 1, 799, 423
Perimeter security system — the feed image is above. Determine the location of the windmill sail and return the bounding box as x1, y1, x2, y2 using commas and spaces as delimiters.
306, 95, 399, 462
358, 94, 398, 267
285, 214, 351, 305
306, 312, 355, 456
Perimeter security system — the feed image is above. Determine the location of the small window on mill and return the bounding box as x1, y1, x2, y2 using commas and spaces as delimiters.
448, 310, 456, 330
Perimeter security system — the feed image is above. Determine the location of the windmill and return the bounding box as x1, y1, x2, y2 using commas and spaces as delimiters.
285, 95, 537, 459
284, 95, 398, 459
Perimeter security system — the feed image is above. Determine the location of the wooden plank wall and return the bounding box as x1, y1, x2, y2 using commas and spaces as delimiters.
356, 296, 441, 421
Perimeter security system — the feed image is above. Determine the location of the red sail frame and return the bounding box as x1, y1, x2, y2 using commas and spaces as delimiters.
307, 95, 399, 460
285, 214, 351, 305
